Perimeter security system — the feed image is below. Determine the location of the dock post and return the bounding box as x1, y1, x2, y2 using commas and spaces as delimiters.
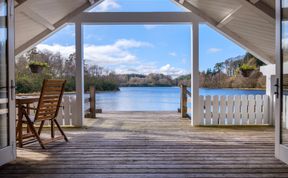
89, 86, 96, 118
181, 85, 187, 118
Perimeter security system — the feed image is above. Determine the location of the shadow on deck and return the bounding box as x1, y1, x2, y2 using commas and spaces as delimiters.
1, 111, 288, 178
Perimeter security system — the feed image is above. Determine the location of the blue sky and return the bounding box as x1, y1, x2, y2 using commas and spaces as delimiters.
37, 0, 246, 77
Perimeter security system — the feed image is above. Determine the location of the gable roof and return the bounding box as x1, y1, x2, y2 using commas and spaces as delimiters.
15, 0, 276, 64
15, 0, 101, 55
174, 0, 275, 64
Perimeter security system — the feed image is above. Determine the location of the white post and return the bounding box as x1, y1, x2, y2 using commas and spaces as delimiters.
191, 22, 200, 126
267, 75, 276, 125
75, 22, 84, 127
260, 64, 276, 126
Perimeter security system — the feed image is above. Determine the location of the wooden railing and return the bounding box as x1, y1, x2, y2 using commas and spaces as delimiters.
84, 86, 102, 118
179, 85, 190, 118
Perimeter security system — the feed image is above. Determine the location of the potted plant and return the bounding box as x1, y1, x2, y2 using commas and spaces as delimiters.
28, 61, 48, 73
27, 50, 48, 73
239, 64, 256, 77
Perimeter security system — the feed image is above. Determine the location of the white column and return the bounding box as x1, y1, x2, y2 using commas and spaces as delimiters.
75, 22, 84, 127
260, 64, 276, 125
267, 75, 276, 125
191, 22, 200, 126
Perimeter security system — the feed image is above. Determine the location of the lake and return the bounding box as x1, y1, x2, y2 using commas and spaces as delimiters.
95, 87, 265, 111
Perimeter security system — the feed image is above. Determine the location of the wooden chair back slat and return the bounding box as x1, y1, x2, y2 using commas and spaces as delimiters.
35, 79, 66, 122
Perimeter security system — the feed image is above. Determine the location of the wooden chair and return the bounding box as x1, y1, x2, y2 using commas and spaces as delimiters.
18, 79, 68, 149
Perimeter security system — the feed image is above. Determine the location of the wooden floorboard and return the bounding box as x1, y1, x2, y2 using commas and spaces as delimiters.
1, 111, 288, 178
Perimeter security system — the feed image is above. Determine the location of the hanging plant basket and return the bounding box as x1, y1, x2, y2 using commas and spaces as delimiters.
240, 69, 254, 77
28, 62, 48, 73
239, 64, 256, 77
29, 64, 44, 73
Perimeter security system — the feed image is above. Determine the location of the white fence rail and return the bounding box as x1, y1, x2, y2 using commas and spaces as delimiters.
28, 95, 79, 127
55, 95, 77, 126
199, 95, 269, 126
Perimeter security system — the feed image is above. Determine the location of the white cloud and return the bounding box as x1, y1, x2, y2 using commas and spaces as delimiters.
92, 0, 121, 12
143, 25, 158, 30
208, 48, 222, 53
37, 44, 75, 58
159, 64, 188, 78
114, 64, 188, 78
37, 39, 152, 65
169, 52, 177, 57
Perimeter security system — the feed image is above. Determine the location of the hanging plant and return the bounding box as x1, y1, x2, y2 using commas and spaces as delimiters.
28, 61, 48, 73
239, 64, 256, 77
27, 50, 48, 73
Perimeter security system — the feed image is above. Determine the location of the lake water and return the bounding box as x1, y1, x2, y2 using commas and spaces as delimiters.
96, 87, 265, 111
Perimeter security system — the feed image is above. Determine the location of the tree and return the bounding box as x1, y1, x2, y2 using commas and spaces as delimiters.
213, 62, 224, 86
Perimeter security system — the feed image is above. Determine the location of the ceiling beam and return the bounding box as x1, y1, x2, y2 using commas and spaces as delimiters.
238, 0, 275, 24
18, 4, 55, 30
15, 0, 101, 56
15, 0, 27, 8
174, 0, 274, 64
217, 5, 242, 28
71, 12, 203, 24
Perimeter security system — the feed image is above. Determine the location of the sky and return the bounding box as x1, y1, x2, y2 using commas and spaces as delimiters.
37, 0, 246, 78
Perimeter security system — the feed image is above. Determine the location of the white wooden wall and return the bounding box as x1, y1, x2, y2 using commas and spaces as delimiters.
198, 95, 269, 126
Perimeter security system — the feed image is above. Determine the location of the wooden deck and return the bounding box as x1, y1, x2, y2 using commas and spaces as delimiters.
1, 112, 288, 178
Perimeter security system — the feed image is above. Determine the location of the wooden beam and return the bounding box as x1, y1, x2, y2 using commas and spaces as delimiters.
217, 5, 242, 28
15, 0, 27, 8
174, 0, 274, 64
71, 12, 203, 24
18, 4, 55, 30
15, 0, 101, 56
253, 0, 275, 19
238, 0, 275, 24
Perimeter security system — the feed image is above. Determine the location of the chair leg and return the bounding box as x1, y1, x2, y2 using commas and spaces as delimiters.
16, 120, 21, 139
51, 120, 55, 139
38, 121, 45, 136
54, 119, 68, 142
27, 121, 45, 149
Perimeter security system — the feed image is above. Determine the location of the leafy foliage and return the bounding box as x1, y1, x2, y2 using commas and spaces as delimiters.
239, 64, 256, 71
16, 47, 119, 93
28, 61, 49, 68
176, 53, 266, 89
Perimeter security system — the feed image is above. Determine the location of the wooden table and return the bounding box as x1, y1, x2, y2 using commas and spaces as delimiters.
16, 96, 39, 147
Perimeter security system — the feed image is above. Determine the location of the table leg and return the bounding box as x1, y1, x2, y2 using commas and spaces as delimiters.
17, 105, 23, 148
26, 104, 30, 134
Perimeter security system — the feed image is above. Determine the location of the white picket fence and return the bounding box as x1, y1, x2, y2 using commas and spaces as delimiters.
28, 95, 79, 127
198, 95, 269, 126
55, 95, 78, 126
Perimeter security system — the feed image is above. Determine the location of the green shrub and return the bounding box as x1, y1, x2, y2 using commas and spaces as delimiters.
16, 77, 36, 93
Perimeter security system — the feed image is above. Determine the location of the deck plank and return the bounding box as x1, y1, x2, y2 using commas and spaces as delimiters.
1, 111, 288, 178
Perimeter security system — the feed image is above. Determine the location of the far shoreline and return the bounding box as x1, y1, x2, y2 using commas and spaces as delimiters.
16, 86, 266, 96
